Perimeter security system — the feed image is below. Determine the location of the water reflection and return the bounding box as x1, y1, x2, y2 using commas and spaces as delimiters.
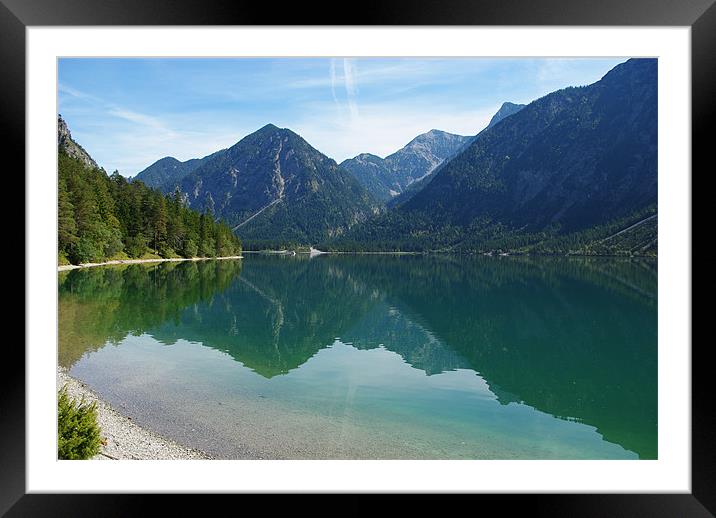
59, 255, 657, 458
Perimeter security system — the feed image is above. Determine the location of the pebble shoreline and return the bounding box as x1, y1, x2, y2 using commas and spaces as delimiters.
58, 255, 243, 272
57, 367, 211, 460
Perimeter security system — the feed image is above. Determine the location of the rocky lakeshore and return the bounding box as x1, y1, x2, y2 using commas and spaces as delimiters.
57, 367, 211, 460
58, 255, 243, 272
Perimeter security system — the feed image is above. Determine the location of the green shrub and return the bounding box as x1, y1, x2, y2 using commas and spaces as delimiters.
58, 386, 102, 460
106, 250, 130, 261
72, 236, 102, 264
199, 241, 216, 258
181, 238, 198, 258
58, 251, 71, 266
158, 245, 179, 259
124, 234, 148, 258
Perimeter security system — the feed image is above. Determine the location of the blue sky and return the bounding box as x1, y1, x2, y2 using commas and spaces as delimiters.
58, 57, 626, 177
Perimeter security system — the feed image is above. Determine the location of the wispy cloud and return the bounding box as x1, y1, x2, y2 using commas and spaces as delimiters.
342, 58, 359, 122
327, 58, 360, 124
58, 82, 99, 102
58, 57, 626, 175
91, 125, 249, 176
329, 59, 339, 106
288, 59, 485, 91
61, 82, 170, 134
59, 82, 254, 175
107, 108, 169, 132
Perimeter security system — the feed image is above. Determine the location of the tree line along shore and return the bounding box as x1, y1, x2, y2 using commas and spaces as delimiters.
59, 151, 242, 267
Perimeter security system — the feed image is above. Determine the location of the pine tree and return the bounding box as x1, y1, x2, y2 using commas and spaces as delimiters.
58, 151, 242, 264
58, 176, 78, 258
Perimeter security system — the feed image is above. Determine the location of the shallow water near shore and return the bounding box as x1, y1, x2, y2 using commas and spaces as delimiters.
58, 255, 657, 459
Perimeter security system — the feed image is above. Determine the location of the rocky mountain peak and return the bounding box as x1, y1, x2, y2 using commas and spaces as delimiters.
353, 153, 384, 163
485, 102, 527, 130
422, 129, 444, 138
150, 123, 380, 243
58, 115, 99, 170
250, 123, 293, 140
258, 123, 280, 132
340, 128, 471, 203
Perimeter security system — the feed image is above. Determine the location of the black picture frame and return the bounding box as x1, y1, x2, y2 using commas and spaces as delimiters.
5, 0, 708, 513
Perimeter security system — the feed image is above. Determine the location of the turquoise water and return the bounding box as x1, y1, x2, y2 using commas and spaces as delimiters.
58, 255, 657, 459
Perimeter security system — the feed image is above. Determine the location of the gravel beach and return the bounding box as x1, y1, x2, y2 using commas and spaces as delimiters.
57, 367, 211, 460
58, 255, 243, 272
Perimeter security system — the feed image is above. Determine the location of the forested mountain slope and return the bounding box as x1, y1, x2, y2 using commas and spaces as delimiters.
327, 59, 657, 255
58, 117, 241, 265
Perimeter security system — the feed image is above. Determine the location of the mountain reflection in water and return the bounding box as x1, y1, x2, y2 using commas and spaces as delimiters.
59, 255, 657, 459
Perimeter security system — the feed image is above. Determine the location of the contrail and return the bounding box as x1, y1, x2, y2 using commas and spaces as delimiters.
330, 59, 339, 106
343, 58, 359, 121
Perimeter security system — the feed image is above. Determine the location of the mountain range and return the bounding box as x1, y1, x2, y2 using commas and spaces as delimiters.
134, 101, 527, 245
337, 100, 524, 206
339, 130, 471, 202
385, 101, 526, 209
336, 58, 657, 254
139, 124, 380, 245
133, 150, 226, 192
132, 58, 656, 254
135, 102, 527, 208
404, 59, 657, 232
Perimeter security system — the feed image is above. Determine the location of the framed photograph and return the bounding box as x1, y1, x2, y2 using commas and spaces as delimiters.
7, 0, 709, 513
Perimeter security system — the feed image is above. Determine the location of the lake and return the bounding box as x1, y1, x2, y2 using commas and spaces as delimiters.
58, 255, 657, 459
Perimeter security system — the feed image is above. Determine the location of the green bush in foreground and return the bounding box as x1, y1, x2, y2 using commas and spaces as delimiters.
58, 386, 101, 460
